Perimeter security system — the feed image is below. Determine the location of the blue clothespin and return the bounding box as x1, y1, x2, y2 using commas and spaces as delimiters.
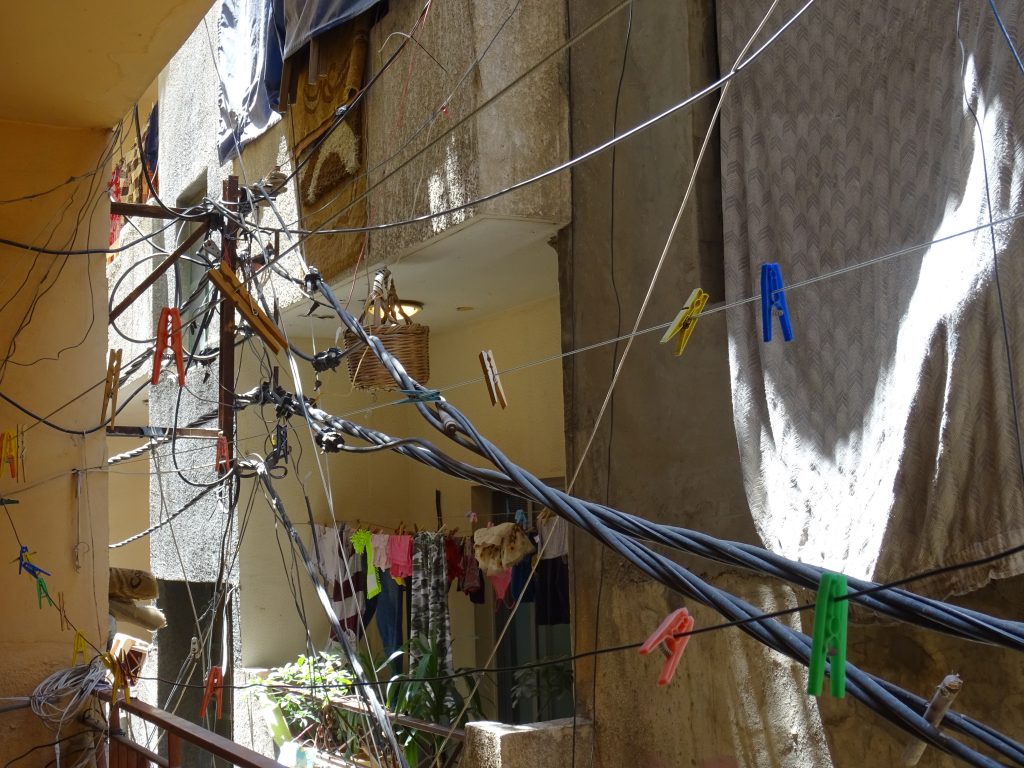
760, 263, 794, 343
396, 388, 442, 405
16, 546, 50, 579
807, 572, 848, 698
515, 508, 528, 529
0, 498, 19, 505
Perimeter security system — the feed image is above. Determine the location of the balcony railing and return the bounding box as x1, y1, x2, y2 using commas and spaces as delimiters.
97, 690, 281, 768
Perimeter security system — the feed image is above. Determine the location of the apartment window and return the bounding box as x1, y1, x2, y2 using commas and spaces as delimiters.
173, 180, 213, 352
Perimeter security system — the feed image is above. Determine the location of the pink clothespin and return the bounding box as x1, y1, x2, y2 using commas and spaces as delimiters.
639, 607, 694, 686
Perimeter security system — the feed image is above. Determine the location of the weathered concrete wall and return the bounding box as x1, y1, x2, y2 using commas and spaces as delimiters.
462, 718, 593, 768
364, 0, 570, 260
0, 121, 110, 765
562, 2, 1024, 767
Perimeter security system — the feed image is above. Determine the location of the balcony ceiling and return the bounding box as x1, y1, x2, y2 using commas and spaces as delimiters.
283, 215, 562, 335
0, 0, 213, 128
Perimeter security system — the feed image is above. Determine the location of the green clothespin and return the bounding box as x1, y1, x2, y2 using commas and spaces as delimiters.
807, 572, 848, 698
36, 576, 54, 609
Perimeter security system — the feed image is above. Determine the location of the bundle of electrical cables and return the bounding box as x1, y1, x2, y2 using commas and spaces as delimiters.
234, 274, 1024, 768
28, 659, 108, 768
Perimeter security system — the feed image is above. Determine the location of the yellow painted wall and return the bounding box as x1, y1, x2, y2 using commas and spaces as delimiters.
0, 120, 111, 762
235, 295, 565, 672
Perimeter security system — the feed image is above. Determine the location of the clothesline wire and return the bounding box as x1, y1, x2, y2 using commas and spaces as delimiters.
126, 528, 1024, 694
329, 207, 1024, 423
253, 273, 1024, 766
248, 0, 817, 276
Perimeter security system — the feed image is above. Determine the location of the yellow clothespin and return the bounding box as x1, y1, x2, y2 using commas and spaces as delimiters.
479, 350, 508, 409
100, 652, 130, 704
1, 430, 18, 479
101, 349, 123, 428
17, 424, 25, 483
71, 631, 89, 666
660, 288, 709, 357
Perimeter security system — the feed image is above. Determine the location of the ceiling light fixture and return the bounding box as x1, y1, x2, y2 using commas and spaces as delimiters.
373, 300, 423, 318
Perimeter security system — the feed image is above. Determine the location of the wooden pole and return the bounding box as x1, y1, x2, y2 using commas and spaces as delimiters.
109, 223, 209, 324
217, 177, 239, 472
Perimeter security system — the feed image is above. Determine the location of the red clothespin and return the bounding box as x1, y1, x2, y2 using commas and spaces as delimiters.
215, 435, 231, 476
152, 308, 185, 386
639, 607, 695, 686
200, 666, 224, 719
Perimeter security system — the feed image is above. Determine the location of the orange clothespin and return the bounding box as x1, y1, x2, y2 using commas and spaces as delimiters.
71, 631, 89, 666
215, 435, 231, 475
101, 349, 123, 427
152, 308, 185, 386
200, 667, 224, 719
2, 430, 18, 479
479, 350, 507, 409
639, 607, 695, 686
100, 652, 130, 705
660, 288, 709, 357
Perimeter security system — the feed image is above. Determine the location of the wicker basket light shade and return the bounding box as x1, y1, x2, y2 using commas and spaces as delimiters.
344, 268, 430, 388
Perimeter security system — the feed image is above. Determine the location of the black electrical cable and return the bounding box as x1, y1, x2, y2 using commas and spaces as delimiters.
0, 218, 181, 257
239, 277, 1024, 767
249, 461, 409, 768
264, 0, 434, 196
253, 0, 627, 242
133, 104, 211, 223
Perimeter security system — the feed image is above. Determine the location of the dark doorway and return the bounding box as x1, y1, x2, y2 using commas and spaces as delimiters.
156, 579, 233, 766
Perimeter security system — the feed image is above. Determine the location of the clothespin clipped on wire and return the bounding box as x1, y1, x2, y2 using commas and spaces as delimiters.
396, 388, 442, 405
2, 430, 18, 479
215, 435, 231, 476
71, 631, 89, 666
100, 652, 131, 705
200, 667, 224, 720
36, 576, 53, 609
639, 607, 695, 685
807, 572, 848, 698
101, 349, 123, 427
660, 288, 709, 356
152, 308, 185, 386
16, 545, 50, 579
207, 261, 287, 353
760, 263, 794, 343
57, 592, 70, 631
479, 350, 507, 408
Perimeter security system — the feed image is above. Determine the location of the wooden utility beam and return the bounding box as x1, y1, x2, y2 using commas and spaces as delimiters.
106, 426, 221, 439
207, 262, 287, 353
218, 177, 239, 473
110, 201, 213, 222
109, 222, 209, 323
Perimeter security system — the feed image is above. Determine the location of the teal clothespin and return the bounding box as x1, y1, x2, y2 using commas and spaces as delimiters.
395, 388, 441, 405
0, 497, 19, 505
807, 572, 848, 698
36, 576, 54, 609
